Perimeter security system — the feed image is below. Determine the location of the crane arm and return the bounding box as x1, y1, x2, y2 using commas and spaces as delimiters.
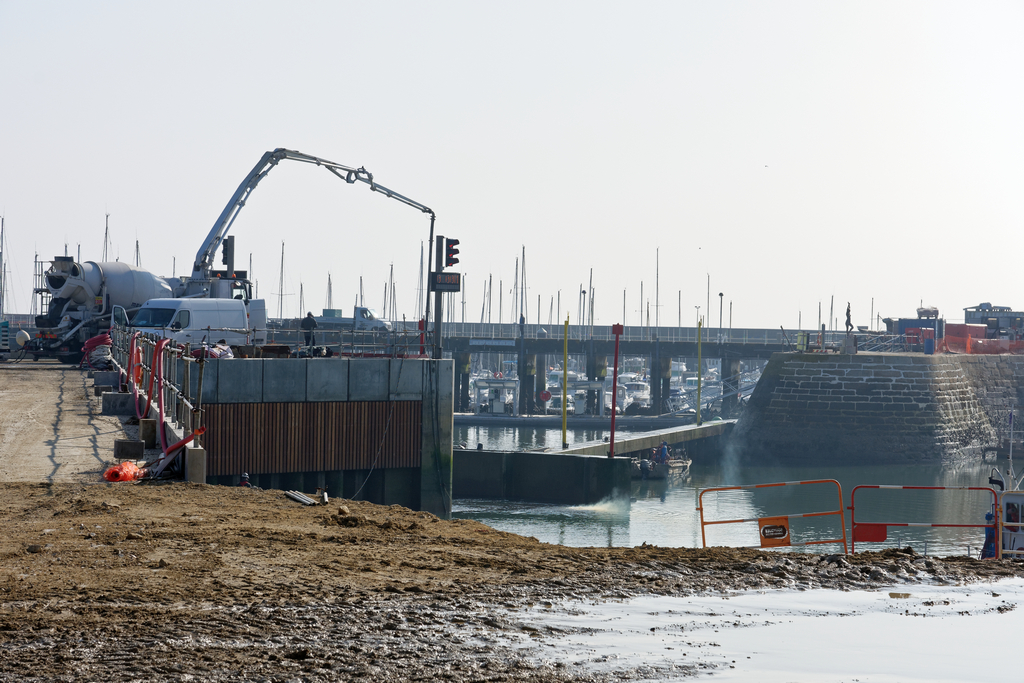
191, 148, 434, 279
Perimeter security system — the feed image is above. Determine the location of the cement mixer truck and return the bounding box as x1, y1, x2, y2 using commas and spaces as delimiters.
25, 256, 178, 363
26, 249, 266, 363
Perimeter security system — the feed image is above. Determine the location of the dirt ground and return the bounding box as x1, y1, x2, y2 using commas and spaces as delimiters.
2, 360, 1024, 681
2, 481, 1023, 682
0, 361, 121, 482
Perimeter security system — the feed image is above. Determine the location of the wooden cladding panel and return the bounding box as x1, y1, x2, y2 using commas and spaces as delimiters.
203, 401, 422, 477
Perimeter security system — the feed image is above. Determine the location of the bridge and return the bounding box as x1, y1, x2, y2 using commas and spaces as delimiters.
434, 321, 799, 418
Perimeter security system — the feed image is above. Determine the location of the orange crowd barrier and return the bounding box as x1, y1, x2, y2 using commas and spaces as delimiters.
940, 335, 1024, 355
697, 479, 848, 553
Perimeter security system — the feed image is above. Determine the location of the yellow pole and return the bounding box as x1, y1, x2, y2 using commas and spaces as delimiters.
696, 317, 703, 426
562, 314, 569, 449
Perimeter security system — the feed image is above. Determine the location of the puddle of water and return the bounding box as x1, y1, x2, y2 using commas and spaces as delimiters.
512, 578, 1024, 681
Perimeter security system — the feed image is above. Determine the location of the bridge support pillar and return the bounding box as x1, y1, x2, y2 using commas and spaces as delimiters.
456, 353, 471, 413
585, 350, 607, 415
519, 354, 537, 414
658, 355, 671, 414
721, 357, 742, 418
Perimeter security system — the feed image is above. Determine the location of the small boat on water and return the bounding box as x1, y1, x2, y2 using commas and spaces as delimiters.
631, 456, 691, 480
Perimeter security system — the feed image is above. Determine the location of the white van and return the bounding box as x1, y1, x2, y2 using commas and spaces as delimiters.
130, 298, 250, 347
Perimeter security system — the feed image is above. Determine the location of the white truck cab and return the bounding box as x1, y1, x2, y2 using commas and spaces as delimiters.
130, 298, 251, 347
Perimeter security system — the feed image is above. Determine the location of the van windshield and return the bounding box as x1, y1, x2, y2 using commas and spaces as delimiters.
132, 307, 177, 328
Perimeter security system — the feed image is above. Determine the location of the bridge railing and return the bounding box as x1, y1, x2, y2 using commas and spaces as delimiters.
264, 326, 431, 357
858, 333, 909, 353
429, 321, 797, 345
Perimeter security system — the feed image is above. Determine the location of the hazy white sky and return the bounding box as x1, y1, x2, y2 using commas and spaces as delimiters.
1, 1, 1022, 329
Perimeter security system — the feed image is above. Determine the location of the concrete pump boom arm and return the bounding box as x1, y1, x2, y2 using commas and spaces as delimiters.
191, 147, 435, 279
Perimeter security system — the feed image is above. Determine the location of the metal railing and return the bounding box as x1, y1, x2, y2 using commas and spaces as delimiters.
395, 320, 794, 345
265, 326, 431, 357
857, 333, 910, 353
109, 325, 207, 447
849, 484, 1000, 557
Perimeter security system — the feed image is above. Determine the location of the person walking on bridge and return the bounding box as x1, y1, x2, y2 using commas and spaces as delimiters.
301, 312, 318, 350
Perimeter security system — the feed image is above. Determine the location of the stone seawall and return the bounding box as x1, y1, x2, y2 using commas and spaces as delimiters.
731, 352, 1024, 464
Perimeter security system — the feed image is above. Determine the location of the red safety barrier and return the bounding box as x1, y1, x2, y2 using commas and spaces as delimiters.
849, 485, 1000, 557
697, 479, 848, 553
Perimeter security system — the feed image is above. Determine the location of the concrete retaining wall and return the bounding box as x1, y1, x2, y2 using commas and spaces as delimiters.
105, 356, 454, 518
733, 352, 1018, 464
453, 450, 631, 504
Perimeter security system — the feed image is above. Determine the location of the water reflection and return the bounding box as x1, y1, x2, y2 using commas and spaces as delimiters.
456, 425, 642, 451
452, 428, 1008, 556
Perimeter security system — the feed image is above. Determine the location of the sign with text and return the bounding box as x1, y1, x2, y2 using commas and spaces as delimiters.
758, 515, 792, 548
430, 271, 461, 292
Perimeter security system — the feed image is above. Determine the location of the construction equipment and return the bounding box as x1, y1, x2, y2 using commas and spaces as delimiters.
29, 148, 431, 362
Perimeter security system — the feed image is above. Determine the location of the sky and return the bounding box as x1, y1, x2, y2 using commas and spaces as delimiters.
1, 1, 1023, 329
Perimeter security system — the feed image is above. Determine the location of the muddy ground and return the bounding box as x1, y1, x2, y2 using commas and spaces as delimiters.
1, 481, 1022, 681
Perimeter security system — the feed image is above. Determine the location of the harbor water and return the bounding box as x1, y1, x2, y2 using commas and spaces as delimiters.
453, 426, 1008, 557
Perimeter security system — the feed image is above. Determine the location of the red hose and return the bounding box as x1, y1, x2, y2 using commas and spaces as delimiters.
143, 339, 169, 419
165, 427, 206, 454
79, 333, 113, 369
118, 336, 208, 480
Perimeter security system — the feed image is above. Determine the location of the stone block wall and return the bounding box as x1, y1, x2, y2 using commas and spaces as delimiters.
733, 353, 1002, 464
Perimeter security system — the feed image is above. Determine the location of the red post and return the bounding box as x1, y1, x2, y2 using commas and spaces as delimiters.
418, 318, 425, 356
610, 324, 623, 457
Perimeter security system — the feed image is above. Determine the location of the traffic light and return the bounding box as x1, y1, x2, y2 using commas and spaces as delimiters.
221, 236, 235, 268
444, 238, 460, 268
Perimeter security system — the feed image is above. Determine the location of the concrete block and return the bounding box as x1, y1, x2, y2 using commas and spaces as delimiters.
420, 360, 453, 519
307, 360, 349, 401
175, 359, 219, 405
185, 446, 207, 483
349, 358, 389, 401
262, 358, 308, 402
383, 467, 419, 509
279, 472, 305, 492
93, 385, 106, 396
114, 439, 144, 461
93, 371, 119, 386
325, 470, 344, 498
139, 419, 157, 449
436, 359, 454, 403
216, 359, 264, 403
453, 451, 506, 499
102, 392, 137, 416
193, 359, 219, 405
390, 358, 424, 399
302, 471, 326, 496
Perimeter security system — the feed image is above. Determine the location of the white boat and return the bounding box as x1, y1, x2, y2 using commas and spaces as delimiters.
624, 381, 651, 408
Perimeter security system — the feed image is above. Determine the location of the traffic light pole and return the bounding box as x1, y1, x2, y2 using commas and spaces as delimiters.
433, 235, 444, 359
424, 214, 435, 337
